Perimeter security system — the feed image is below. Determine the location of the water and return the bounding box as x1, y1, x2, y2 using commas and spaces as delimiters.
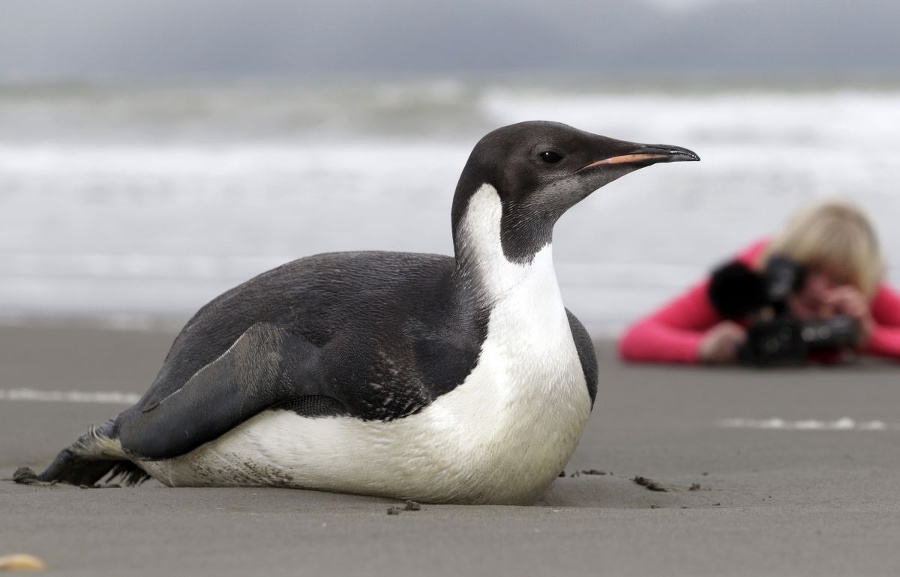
1, 79, 899, 335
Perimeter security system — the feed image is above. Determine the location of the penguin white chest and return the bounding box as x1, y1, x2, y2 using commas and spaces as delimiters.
403, 183, 592, 501
427, 241, 592, 502
397, 241, 592, 503
436, 183, 593, 480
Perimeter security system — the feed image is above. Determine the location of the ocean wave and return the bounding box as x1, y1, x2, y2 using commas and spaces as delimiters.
2, 82, 900, 332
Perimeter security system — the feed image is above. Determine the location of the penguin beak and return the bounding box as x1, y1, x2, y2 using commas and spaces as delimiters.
581, 144, 700, 170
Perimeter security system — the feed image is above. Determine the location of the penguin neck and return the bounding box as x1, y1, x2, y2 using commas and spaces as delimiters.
452, 184, 559, 304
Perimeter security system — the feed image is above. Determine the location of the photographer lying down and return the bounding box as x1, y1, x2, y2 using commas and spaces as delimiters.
619, 200, 900, 366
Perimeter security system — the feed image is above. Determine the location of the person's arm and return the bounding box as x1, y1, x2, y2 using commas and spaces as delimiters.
619, 240, 766, 365
618, 280, 725, 364
863, 284, 900, 359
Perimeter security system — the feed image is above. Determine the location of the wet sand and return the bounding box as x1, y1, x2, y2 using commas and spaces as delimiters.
3, 324, 900, 576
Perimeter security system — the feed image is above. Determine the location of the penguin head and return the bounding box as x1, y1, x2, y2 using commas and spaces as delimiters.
452, 121, 699, 263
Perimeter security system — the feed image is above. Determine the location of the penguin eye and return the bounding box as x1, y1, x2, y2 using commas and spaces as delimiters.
538, 150, 564, 164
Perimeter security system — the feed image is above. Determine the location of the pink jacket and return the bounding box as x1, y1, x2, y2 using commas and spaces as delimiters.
619, 240, 900, 364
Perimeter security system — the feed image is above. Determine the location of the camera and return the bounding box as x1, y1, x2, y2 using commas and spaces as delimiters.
737, 315, 860, 366
708, 255, 861, 367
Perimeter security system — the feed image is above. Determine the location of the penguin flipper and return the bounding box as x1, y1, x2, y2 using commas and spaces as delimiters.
115, 322, 329, 460
566, 308, 597, 407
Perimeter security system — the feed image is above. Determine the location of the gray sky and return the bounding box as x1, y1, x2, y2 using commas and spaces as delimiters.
1, 0, 898, 80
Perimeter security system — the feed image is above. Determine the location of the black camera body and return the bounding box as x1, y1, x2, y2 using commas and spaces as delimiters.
737, 315, 860, 366
708, 255, 861, 367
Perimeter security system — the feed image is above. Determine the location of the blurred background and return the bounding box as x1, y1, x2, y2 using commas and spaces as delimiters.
1, 0, 899, 335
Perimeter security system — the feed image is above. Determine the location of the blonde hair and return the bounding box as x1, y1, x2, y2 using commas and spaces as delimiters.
763, 200, 884, 298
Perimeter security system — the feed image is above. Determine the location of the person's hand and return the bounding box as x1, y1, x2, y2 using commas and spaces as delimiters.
698, 321, 747, 364
826, 285, 874, 347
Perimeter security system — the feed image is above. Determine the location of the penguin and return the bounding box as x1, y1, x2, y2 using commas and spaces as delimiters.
36, 121, 699, 504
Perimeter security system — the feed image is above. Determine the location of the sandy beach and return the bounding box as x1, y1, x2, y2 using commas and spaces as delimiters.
3, 323, 900, 576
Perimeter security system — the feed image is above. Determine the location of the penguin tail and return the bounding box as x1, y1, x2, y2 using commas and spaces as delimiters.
35, 419, 151, 487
